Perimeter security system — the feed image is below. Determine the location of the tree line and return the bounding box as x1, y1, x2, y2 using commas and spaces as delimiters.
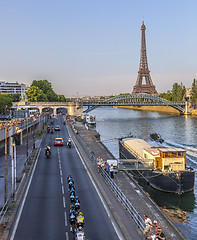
159, 79, 197, 106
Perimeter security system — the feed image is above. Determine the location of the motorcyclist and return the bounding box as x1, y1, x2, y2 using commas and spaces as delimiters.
67, 138, 72, 148
76, 212, 84, 232
47, 126, 50, 133
51, 127, 54, 133
69, 210, 76, 232
45, 145, 51, 155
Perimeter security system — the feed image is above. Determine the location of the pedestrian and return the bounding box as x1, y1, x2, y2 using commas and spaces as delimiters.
155, 227, 166, 240
110, 164, 114, 178
97, 157, 102, 173
143, 214, 152, 237
105, 162, 110, 174
151, 220, 160, 235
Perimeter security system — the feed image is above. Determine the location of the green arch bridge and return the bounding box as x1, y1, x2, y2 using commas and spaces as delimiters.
82, 94, 188, 114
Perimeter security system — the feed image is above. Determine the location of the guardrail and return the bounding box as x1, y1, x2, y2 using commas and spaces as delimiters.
68, 121, 146, 232
0, 200, 9, 224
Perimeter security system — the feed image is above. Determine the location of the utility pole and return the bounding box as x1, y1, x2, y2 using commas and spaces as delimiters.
33, 119, 35, 149
4, 122, 8, 203
26, 115, 29, 168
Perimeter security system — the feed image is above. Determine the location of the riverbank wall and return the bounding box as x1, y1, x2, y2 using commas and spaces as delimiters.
118, 106, 197, 115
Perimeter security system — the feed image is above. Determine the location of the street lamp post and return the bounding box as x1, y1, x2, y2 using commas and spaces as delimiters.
26, 116, 29, 167
4, 122, 8, 203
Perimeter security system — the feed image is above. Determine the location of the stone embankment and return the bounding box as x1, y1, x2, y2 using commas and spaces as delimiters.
119, 106, 197, 115
68, 118, 187, 240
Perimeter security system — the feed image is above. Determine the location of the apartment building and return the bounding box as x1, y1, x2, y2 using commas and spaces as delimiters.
0, 81, 30, 98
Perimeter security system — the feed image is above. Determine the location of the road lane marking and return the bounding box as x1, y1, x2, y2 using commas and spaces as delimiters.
62, 185, 65, 195
9, 148, 42, 240
57, 145, 69, 233
64, 211, 67, 226
63, 196, 66, 208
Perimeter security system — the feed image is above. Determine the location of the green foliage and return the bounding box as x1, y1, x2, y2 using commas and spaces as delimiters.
159, 83, 185, 102
171, 83, 185, 102
159, 91, 172, 101
27, 79, 66, 102
9, 94, 21, 102
0, 94, 13, 113
191, 79, 197, 105
57, 94, 66, 102
26, 86, 47, 102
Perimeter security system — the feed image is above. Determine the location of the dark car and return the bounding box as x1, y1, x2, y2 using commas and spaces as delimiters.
54, 125, 60, 131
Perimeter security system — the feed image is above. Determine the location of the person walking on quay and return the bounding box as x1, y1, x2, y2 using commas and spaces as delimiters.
143, 214, 152, 237
97, 157, 103, 173
105, 162, 110, 174
110, 164, 114, 178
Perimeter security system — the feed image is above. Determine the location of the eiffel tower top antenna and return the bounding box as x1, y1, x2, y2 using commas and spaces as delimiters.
132, 21, 158, 95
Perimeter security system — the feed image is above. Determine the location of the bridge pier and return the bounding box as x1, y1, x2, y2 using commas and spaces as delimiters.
183, 101, 192, 115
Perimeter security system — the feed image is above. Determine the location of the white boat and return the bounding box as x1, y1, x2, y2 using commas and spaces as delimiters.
86, 114, 96, 126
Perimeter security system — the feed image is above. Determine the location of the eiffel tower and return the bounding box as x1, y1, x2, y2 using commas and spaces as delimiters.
132, 21, 158, 95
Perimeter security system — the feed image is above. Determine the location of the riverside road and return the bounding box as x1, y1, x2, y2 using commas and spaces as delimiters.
10, 116, 121, 240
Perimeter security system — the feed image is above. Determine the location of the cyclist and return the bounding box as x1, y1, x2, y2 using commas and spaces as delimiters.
69, 210, 76, 232
76, 212, 85, 232
69, 192, 76, 203
75, 196, 80, 212
67, 175, 72, 183
68, 179, 74, 188
75, 231, 85, 240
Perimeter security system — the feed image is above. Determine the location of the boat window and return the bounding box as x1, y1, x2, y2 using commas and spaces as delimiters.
164, 152, 170, 158
178, 152, 183, 157
171, 152, 177, 157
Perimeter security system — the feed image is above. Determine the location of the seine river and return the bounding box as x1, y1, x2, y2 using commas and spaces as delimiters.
89, 107, 197, 240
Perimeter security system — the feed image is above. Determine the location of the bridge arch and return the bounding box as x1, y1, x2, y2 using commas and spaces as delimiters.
83, 94, 186, 114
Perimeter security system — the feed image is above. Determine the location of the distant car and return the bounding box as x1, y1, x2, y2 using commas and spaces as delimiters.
54, 138, 63, 146
54, 125, 60, 131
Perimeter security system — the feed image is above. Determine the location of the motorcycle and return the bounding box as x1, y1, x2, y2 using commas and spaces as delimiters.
46, 149, 51, 158
67, 140, 71, 148
47, 127, 50, 133
51, 128, 54, 134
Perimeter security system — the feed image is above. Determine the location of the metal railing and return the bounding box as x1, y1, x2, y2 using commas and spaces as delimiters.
69, 122, 146, 232
0, 200, 9, 224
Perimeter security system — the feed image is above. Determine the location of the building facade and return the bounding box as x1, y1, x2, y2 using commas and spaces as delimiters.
0, 81, 30, 98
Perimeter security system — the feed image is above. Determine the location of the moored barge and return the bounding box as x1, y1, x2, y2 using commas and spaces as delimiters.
119, 138, 195, 195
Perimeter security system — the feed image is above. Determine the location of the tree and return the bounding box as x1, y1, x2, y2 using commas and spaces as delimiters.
159, 90, 172, 101
57, 94, 66, 102
9, 94, 21, 102
0, 94, 13, 114
26, 86, 47, 102
32, 80, 58, 102
171, 83, 185, 102
191, 79, 197, 106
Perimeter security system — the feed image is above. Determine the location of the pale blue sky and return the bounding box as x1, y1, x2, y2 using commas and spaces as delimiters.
0, 0, 196, 97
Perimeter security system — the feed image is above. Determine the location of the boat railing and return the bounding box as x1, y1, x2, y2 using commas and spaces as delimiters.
118, 159, 155, 171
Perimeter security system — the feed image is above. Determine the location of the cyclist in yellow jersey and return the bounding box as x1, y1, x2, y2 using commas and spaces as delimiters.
76, 212, 84, 231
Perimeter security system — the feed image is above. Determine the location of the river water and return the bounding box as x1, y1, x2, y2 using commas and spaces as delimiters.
89, 107, 197, 240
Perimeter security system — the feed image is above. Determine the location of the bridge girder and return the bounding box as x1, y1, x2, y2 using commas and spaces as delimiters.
83, 94, 185, 114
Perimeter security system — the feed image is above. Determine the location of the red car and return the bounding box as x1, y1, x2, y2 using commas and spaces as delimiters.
54, 138, 63, 146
